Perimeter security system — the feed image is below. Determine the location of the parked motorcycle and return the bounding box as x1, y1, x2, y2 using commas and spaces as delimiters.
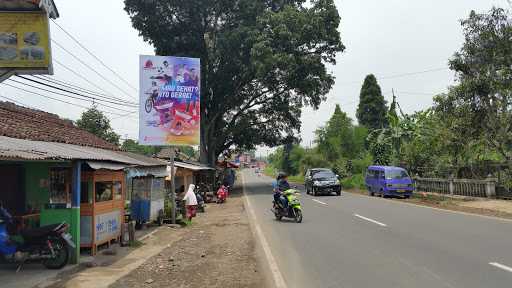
196, 192, 206, 212
0, 217, 75, 270
271, 189, 303, 223
216, 185, 228, 204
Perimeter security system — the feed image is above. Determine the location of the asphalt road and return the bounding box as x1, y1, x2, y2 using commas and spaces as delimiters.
242, 169, 512, 288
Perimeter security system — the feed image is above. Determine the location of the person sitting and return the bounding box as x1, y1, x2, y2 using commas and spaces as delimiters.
275, 172, 291, 209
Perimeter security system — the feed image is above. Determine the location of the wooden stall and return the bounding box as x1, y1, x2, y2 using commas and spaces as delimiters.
80, 169, 125, 255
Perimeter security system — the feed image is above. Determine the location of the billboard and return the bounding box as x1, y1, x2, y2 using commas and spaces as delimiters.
139, 55, 200, 146
0, 12, 51, 74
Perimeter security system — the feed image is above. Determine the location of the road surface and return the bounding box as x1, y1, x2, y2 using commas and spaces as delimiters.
242, 170, 512, 288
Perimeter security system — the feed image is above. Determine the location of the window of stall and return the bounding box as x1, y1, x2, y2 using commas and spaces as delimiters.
95, 181, 123, 202
49, 167, 70, 204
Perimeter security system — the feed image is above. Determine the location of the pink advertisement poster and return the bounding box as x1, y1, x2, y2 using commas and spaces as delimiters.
139, 55, 200, 146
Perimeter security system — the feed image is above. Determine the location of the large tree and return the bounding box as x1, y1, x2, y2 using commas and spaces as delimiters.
356, 74, 388, 130
76, 106, 120, 145
448, 7, 512, 161
124, 0, 344, 165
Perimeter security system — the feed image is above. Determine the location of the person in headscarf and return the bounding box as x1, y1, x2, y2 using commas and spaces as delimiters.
183, 184, 198, 221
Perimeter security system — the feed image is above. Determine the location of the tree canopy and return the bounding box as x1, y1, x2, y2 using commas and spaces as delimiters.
124, 0, 345, 165
356, 74, 388, 130
76, 106, 120, 146
448, 7, 512, 161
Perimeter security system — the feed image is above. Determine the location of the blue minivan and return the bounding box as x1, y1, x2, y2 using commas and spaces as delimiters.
365, 166, 414, 198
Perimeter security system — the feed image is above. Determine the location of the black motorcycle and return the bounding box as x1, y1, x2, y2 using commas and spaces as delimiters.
0, 218, 75, 270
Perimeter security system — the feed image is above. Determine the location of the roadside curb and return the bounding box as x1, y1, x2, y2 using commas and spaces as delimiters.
241, 173, 287, 288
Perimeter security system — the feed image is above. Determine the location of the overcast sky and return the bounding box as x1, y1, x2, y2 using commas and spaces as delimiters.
0, 0, 510, 152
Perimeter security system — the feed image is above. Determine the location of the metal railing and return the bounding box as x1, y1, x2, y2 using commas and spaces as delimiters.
413, 176, 497, 198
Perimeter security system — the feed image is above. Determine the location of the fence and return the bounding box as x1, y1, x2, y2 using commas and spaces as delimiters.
413, 176, 497, 198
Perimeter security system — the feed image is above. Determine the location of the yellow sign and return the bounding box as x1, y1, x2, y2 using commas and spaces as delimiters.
0, 12, 50, 69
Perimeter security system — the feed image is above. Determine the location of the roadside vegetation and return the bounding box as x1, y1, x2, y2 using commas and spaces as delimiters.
267, 7, 512, 192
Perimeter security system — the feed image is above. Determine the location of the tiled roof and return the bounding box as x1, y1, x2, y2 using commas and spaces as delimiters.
0, 101, 118, 150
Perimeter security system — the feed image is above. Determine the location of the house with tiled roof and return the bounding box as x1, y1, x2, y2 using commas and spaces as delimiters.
0, 101, 168, 262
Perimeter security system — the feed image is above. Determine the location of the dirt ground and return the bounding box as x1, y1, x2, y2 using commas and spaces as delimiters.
346, 188, 512, 220
458, 199, 512, 214
110, 189, 265, 288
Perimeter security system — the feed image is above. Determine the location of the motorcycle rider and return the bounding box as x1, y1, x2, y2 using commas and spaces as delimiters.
275, 172, 291, 209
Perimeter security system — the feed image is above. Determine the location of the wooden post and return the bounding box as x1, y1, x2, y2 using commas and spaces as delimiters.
170, 148, 176, 224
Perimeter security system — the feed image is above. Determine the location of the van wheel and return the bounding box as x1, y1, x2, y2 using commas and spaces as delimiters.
368, 187, 374, 196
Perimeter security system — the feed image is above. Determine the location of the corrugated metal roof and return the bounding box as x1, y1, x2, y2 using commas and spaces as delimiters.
0, 136, 161, 166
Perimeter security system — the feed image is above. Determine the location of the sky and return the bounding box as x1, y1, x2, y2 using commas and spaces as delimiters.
0, 0, 510, 152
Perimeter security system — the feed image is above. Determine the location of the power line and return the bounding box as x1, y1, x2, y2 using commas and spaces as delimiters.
111, 110, 138, 120
31, 75, 139, 105
53, 58, 120, 97
1, 82, 136, 118
51, 19, 138, 92
14, 75, 138, 109
51, 39, 137, 101
378, 67, 449, 80
338, 67, 450, 86
7, 78, 136, 114
0, 93, 35, 109
36, 75, 111, 98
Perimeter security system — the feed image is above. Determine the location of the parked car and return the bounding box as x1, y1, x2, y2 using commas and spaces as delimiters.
305, 168, 341, 196
365, 166, 414, 198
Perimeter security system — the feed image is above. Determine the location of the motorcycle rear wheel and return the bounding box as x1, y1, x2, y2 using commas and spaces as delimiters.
43, 239, 69, 269
294, 209, 303, 223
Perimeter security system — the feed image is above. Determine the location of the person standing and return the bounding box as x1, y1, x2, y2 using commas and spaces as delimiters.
182, 184, 198, 221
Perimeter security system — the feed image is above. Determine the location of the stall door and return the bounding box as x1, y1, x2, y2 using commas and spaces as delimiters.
0, 165, 24, 214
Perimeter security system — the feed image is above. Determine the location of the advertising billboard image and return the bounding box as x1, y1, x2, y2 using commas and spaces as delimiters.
0, 12, 51, 70
139, 55, 200, 146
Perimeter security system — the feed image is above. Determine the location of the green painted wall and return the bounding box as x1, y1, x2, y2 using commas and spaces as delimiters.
24, 162, 50, 211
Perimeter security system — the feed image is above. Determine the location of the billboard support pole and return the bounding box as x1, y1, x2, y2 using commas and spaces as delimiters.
170, 148, 176, 224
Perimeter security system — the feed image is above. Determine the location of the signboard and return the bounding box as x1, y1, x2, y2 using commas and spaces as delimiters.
139, 55, 200, 146
95, 210, 121, 242
0, 12, 51, 73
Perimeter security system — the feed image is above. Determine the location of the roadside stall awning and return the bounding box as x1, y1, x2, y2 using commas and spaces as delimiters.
126, 166, 168, 178
86, 161, 128, 171
174, 161, 215, 171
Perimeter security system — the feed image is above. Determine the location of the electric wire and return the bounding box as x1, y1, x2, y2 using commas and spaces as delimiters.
51, 19, 138, 92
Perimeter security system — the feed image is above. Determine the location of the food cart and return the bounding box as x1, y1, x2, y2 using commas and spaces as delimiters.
127, 166, 167, 227
79, 163, 125, 255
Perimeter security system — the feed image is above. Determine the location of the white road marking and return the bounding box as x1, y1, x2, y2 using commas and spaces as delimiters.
489, 262, 512, 273
242, 173, 288, 288
348, 191, 512, 223
354, 214, 388, 227
312, 199, 328, 205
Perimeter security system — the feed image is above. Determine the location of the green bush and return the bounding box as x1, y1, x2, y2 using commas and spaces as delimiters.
341, 174, 366, 190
